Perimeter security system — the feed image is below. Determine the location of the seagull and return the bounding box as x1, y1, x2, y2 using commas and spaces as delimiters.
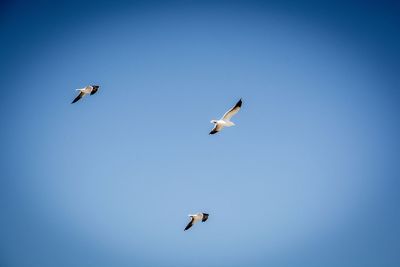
209, 98, 242, 134
184, 212, 209, 231
71, 85, 100, 104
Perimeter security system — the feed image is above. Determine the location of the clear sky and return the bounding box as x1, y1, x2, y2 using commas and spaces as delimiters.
1, 1, 399, 266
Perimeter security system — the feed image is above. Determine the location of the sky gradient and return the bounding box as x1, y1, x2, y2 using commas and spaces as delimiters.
1, 1, 400, 266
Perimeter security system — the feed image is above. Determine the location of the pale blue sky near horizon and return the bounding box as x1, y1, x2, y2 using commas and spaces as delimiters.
1, 1, 399, 267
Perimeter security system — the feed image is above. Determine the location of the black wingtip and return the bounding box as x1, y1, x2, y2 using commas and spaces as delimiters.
236, 98, 242, 107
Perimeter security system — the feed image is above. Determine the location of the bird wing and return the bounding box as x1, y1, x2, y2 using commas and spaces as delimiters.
90, 86, 99, 95
71, 91, 85, 104
221, 99, 242, 121
184, 217, 195, 231
209, 123, 223, 135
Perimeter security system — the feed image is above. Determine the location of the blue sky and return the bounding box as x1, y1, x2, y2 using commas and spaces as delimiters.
1, 1, 399, 266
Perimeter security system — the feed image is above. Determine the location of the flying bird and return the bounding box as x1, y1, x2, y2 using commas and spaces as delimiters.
71, 85, 100, 104
209, 98, 242, 134
184, 212, 209, 231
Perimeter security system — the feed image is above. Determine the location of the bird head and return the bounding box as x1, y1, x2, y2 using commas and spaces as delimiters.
210, 120, 218, 124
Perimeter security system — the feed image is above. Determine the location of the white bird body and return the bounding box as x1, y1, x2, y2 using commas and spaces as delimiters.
209, 99, 242, 134
213, 120, 235, 127
189, 213, 203, 222
77, 86, 92, 94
